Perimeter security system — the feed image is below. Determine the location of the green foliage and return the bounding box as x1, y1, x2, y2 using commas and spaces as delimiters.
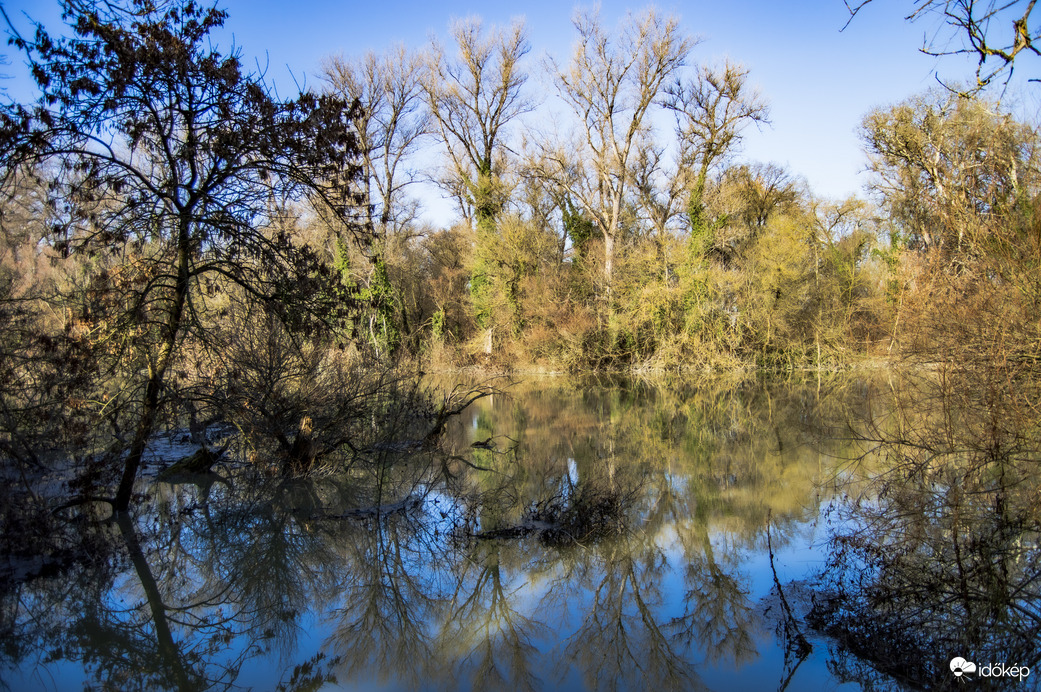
870, 226, 906, 304
333, 241, 403, 359
562, 197, 601, 263
468, 255, 496, 331
358, 254, 402, 359
472, 158, 505, 232
431, 307, 446, 341
467, 214, 559, 348
686, 197, 717, 265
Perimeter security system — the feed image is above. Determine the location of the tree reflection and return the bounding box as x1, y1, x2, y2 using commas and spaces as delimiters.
813, 367, 1041, 687
2, 472, 352, 691
439, 540, 548, 692
4, 508, 262, 691
559, 538, 704, 692
326, 512, 449, 689
671, 520, 757, 667
2, 374, 868, 691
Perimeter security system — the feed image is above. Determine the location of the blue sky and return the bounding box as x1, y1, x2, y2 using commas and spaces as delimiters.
3, 0, 1031, 225
216, 0, 947, 209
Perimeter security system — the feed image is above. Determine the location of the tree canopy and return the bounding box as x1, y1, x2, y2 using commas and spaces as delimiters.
0, 0, 369, 510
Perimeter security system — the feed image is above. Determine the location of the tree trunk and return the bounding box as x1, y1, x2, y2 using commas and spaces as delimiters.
113, 218, 191, 512
116, 513, 196, 689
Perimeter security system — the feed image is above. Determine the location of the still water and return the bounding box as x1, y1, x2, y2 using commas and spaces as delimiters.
3, 375, 886, 691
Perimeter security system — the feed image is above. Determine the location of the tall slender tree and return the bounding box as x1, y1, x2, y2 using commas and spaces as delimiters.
539, 8, 693, 294
424, 16, 533, 343
663, 61, 769, 262
322, 45, 430, 357
322, 45, 430, 237
424, 16, 532, 229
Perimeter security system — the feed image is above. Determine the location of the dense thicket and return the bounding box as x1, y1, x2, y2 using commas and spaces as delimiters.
0, 0, 377, 515
314, 9, 1041, 372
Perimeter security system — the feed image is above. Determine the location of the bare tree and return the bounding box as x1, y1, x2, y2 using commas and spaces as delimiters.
625, 61, 769, 278
322, 45, 430, 238
424, 16, 533, 230
663, 61, 769, 252
861, 89, 1035, 256
845, 0, 1041, 92
628, 139, 689, 280
423, 17, 533, 350
538, 8, 694, 292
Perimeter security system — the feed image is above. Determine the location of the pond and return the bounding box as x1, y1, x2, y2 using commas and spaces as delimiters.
1, 374, 1036, 691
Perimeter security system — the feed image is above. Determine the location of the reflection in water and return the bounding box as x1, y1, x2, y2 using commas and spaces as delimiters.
810, 367, 1041, 689
2, 375, 886, 691
560, 536, 703, 692
440, 540, 548, 691
672, 518, 757, 668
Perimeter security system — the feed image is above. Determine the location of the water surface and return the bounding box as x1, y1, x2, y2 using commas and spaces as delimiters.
2, 375, 884, 691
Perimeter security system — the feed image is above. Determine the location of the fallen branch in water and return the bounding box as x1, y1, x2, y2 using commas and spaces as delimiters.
459, 484, 634, 546
309, 495, 423, 521
470, 519, 557, 540
423, 381, 503, 444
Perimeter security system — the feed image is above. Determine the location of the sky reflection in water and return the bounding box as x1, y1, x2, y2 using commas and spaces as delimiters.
2, 376, 872, 691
